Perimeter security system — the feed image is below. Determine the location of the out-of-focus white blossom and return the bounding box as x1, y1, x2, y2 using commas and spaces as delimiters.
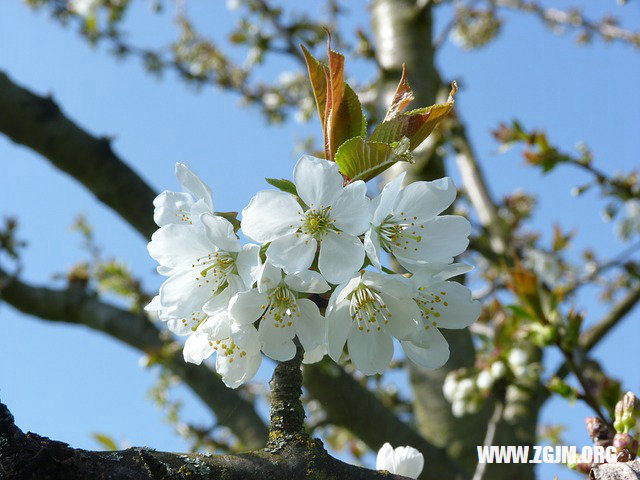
523, 248, 562, 286
376, 443, 424, 479
617, 199, 640, 241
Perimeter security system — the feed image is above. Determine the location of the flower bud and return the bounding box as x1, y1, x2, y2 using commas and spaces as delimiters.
575, 456, 593, 474
586, 417, 612, 443
614, 400, 625, 433
613, 433, 639, 455
622, 392, 640, 431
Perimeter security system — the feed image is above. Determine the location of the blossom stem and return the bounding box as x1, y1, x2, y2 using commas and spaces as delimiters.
267, 341, 306, 449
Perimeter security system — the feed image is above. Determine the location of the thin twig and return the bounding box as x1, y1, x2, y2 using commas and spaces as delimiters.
471, 397, 504, 480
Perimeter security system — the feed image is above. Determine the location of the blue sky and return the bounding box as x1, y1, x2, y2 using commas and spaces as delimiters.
1, 1, 639, 478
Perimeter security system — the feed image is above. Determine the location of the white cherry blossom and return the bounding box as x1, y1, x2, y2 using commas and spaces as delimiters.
325, 271, 420, 375
400, 263, 481, 369
364, 172, 471, 273
153, 163, 214, 228
147, 213, 260, 335
183, 319, 261, 388
68, 0, 100, 17
241, 155, 370, 284
228, 262, 327, 362
376, 442, 424, 479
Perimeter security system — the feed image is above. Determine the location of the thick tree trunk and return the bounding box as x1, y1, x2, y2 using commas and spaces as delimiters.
369, 1, 539, 478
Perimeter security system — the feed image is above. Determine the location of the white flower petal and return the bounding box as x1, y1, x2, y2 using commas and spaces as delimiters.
200, 214, 241, 252
241, 190, 301, 243
159, 268, 217, 316
392, 446, 424, 478
380, 293, 420, 340
267, 233, 316, 274
331, 181, 371, 236
153, 191, 194, 227
395, 215, 471, 266
284, 270, 330, 294
257, 261, 284, 293
302, 344, 326, 364
258, 310, 296, 361
376, 443, 396, 472
293, 155, 343, 208
421, 281, 481, 329
295, 298, 324, 353
231, 323, 261, 352
183, 331, 215, 365
260, 337, 297, 362
326, 302, 353, 362
216, 349, 261, 389
202, 283, 235, 316
147, 224, 212, 270
393, 177, 456, 223
364, 229, 383, 271
236, 243, 261, 289
347, 328, 394, 375
411, 262, 473, 287
372, 172, 406, 226
144, 295, 163, 312
228, 289, 268, 325
175, 162, 214, 210
402, 328, 450, 369
333, 275, 362, 307
362, 271, 413, 299
199, 313, 232, 340
318, 231, 364, 284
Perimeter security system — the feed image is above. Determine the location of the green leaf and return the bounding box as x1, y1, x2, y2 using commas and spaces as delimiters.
370, 82, 457, 151
214, 211, 241, 232
92, 433, 118, 451
265, 178, 298, 196
334, 136, 413, 183
506, 304, 535, 320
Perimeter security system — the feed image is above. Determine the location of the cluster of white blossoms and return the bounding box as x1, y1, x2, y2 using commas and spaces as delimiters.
146, 156, 480, 387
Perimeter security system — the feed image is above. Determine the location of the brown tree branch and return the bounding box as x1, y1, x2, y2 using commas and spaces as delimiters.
493, 0, 640, 48
268, 343, 306, 448
449, 120, 507, 255
0, 267, 269, 449
0, 399, 411, 480
0, 70, 157, 240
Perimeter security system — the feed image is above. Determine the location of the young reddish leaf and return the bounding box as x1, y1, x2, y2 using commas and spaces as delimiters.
370, 81, 458, 150
330, 84, 365, 157
300, 44, 328, 127
301, 34, 366, 161
324, 33, 345, 160
384, 64, 415, 122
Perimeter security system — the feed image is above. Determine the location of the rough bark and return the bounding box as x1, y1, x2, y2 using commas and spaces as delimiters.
591, 460, 640, 480
268, 344, 306, 449
0, 399, 412, 480
0, 70, 157, 240
0, 267, 269, 449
